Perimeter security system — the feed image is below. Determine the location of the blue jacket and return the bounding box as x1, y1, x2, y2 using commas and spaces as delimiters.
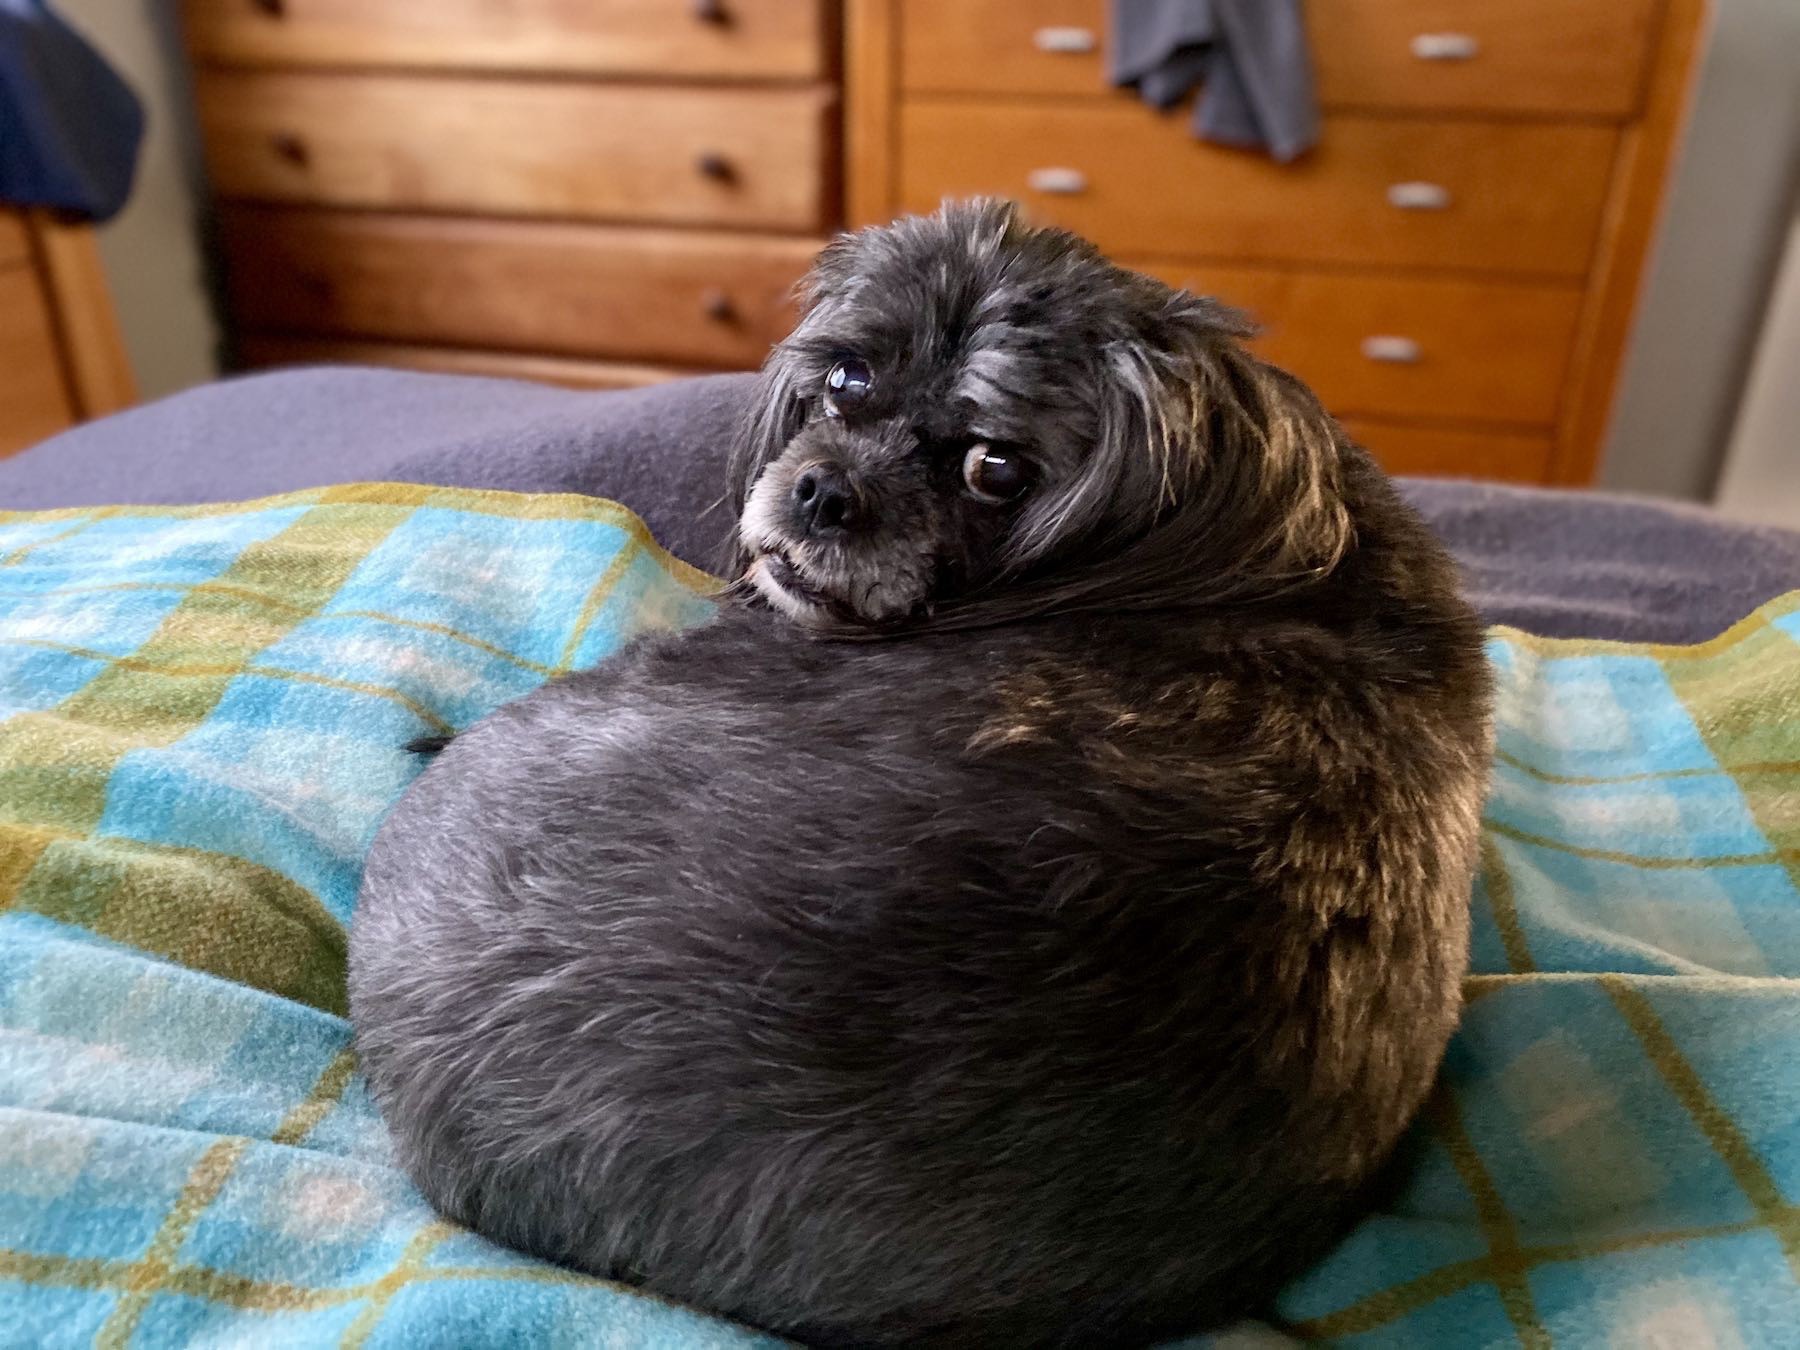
0, 0, 144, 220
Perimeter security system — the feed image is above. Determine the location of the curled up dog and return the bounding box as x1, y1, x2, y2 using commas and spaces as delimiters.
349, 199, 1494, 1348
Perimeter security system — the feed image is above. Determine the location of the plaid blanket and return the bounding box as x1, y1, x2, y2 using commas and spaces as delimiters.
0, 485, 1795, 1348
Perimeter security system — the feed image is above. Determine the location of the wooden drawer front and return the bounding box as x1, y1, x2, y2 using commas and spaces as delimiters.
1141, 265, 1581, 425
236, 336, 692, 391
197, 71, 835, 232
898, 0, 1657, 118
0, 211, 29, 269
1341, 418, 1554, 483
898, 0, 1106, 96
1310, 0, 1659, 119
900, 101, 1616, 277
0, 267, 77, 457
183, 0, 831, 81
218, 208, 818, 369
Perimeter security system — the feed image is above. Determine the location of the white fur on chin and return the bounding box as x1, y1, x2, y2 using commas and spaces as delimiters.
747, 557, 830, 626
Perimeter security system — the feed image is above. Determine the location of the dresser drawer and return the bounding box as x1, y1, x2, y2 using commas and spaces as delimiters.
1310, 0, 1660, 118
0, 211, 28, 268
1341, 419, 1554, 483
197, 71, 836, 232
236, 336, 694, 391
0, 266, 77, 458
218, 208, 818, 369
900, 101, 1616, 276
183, 0, 833, 81
898, 0, 1658, 118
1142, 264, 1582, 425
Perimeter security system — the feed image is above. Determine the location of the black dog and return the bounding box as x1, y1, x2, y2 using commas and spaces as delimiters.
350, 199, 1493, 1348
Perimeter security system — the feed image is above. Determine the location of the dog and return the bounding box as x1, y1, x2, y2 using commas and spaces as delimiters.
349, 199, 1493, 1348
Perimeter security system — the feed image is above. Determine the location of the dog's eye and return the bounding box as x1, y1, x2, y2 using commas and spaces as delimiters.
823, 358, 874, 417
961, 444, 1031, 504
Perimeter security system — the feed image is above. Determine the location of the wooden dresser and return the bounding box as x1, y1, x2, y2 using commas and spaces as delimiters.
847, 0, 1707, 484
182, 0, 840, 391
186, 0, 1706, 485
0, 210, 136, 459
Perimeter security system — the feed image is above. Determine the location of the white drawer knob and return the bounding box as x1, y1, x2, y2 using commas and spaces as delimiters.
1027, 167, 1088, 195
1362, 336, 1423, 364
1034, 26, 1098, 54
1387, 181, 1452, 210
1411, 32, 1480, 61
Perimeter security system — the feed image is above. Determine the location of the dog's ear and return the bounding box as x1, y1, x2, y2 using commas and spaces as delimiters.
1152, 298, 1353, 601
999, 286, 1252, 573
721, 344, 808, 577
1005, 282, 1353, 606
1229, 356, 1357, 589
1128, 287, 1353, 586
719, 232, 871, 578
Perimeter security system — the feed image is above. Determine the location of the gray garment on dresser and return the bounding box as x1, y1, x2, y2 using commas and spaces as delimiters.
1109, 0, 1319, 162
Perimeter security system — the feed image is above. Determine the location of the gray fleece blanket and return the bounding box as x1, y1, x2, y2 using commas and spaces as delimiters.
3, 368, 1795, 643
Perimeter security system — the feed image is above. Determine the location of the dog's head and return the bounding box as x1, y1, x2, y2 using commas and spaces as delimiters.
728, 199, 1353, 632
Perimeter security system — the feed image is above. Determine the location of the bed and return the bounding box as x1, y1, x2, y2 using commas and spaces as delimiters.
1, 369, 1797, 1347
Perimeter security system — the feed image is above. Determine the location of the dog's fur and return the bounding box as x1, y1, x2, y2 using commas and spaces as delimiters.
349, 200, 1493, 1348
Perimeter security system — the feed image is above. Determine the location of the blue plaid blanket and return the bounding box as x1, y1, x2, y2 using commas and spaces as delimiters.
1, 485, 1796, 1347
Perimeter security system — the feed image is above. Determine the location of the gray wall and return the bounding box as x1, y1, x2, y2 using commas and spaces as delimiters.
1713, 207, 1800, 528
1599, 0, 1800, 499
57, 0, 220, 402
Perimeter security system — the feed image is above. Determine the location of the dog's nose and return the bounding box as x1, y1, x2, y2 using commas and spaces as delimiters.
791, 466, 859, 537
